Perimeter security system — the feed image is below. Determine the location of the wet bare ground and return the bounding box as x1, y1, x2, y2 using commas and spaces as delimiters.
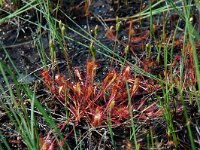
0, 0, 200, 149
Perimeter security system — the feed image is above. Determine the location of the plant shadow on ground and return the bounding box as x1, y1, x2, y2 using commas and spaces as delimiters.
0, 0, 200, 149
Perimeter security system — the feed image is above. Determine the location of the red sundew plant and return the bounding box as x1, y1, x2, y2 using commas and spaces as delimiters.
41, 60, 161, 127
167, 45, 197, 91
40, 61, 166, 149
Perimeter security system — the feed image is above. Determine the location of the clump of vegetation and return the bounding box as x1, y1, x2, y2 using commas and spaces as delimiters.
41, 60, 163, 126
40, 60, 165, 149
